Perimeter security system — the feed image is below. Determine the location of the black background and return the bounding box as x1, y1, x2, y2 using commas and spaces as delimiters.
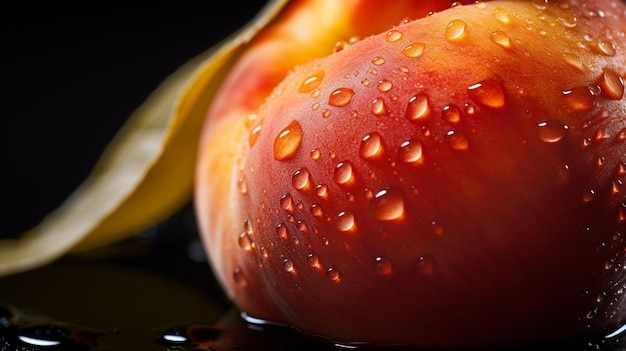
2, 2, 267, 239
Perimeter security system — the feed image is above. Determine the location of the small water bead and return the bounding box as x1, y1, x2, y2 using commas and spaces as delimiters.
538, 120, 569, 142
316, 184, 329, 199
329, 88, 355, 107
398, 139, 424, 164
599, 68, 625, 100
406, 93, 430, 121
492, 8, 512, 24
474, 1, 486, 9
372, 56, 386, 66
327, 267, 341, 282
562, 87, 594, 112
612, 180, 623, 196
445, 129, 470, 150
360, 132, 384, 160
248, 124, 262, 147
276, 223, 289, 240
334, 40, 349, 52
280, 193, 295, 213
375, 256, 393, 276
238, 176, 248, 195
372, 97, 386, 116
582, 189, 596, 203
385, 29, 403, 42
283, 259, 295, 273
415, 255, 436, 275
619, 162, 626, 176
322, 109, 331, 118
594, 128, 610, 142
311, 88, 321, 98
490, 31, 512, 48
371, 187, 405, 221
463, 103, 475, 116
296, 220, 309, 233
467, 78, 506, 108
274, 120, 303, 161
310, 148, 321, 160
311, 102, 320, 111
334, 161, 355, 185
562, 53, 586, 72
292, 168, 311, 191
233, 267, 249, 287
310, 203, 324, 218
308, 253, 322, 270
445, 19, 467, 42
402, 42, 425, 58
336, 211, 356, 232
299, 71, 325, 93
617, 128, 626, 143
431, 221, 444, 235
442, 104, 461, 123
361, 78, 371, 87
591, 39, 616, 57
556, 14, 577, 28
238, 232, 254, 251
377, 79, 393, 92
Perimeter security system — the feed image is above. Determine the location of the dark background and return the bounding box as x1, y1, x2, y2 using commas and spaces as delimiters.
2, 2, 267, 239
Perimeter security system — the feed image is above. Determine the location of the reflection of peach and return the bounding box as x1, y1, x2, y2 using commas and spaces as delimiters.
195, 0, 626, 347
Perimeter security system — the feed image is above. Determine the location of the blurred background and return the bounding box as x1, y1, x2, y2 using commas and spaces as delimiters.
2, 2, 266, 239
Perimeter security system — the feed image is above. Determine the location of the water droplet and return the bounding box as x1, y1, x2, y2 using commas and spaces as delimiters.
398, 139, 424, 164
431, 221, 444, 235
591, 39, 616, 56
371, 97, 386, 116
385, 29, 403, 42
310, 203, 324, 218
280, 193, 295, 213
492, 8, 512, 24
562, 53, 586, 72
249, 124, 262, 147
361, 78, 370, 87
299, 71, 325, 93
442, 104, 461, 123
445, 129, 470, 150
618, 162, 626, 176
238, 232, 254, 251
310, 148, 321, 160
582, 189, 596, 203
617, 129, 626, 143
556, 15, 577, 28
292, 168, 311, 191
307, 253, 322, 270
406, 93, 430, 121
375, 256, 393, 275
490, 31, 511, 48
372, 56, 386, 66
445, 19, 467, 42
334, 161, 355, 186
371, 187, 405, 221
274, 120, 303, 161
474, 1, 486, 9
296, 220, 308, 233
336, 211, 356, 232
467, 78, 506, 108
238, 176, 248, 195
283, 259, 295, 273
612, 180, 623, 196
377, 79, 393, 92
315, 184, 329, 199
594, 128, 610, 141
402, 42, 425, 58
562, 86, 594, 112
329, 88, 355, 107
276, 223, 289, 240
233, 267, 249, 287
327, 267, 341, 282
538, 120, 569, 142
415, 255, 435, 275
599, 68, 625, 100
360, 132, 383, 160
334, 40, 349, 52
243, 218, 254, 235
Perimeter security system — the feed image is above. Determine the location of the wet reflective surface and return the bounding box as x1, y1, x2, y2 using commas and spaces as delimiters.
0, 204, 623, 351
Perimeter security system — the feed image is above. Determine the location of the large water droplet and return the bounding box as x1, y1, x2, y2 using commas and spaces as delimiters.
336, 211, 356, 232
490, 31, 511, 48
375, 256, 393, 276
591, 39, 616, 56
274, 120, 303, 161
599, 68, 625, 100
377, 79, 393, 92
445, 19, 467, 42
445, 129, 470, 150
315, 184, 329, 199
402, 43, 425, 58
371, 187, 405, 221
283, 259, 295, 273
406, 93, 430, 121
334, 161, 355, 185
398, 139, 424, 164
292, 168, 311, 191
442, 104, 461, 123
329, 88, 355, 107
360, 132, 383, 160
385, 29, 403, 42
467, 78, 506, 108
238, 232, 254, 251
563, 87, 594, 112
372, 97, 386, 116
327, 267, 341, 282
538, 120, 569, 142
492, 8, 512, 24
299, 71, 325, 93
562, 53, 586, 72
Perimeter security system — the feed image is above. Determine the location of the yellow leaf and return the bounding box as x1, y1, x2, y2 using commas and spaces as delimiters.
0, 0, 290, 277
